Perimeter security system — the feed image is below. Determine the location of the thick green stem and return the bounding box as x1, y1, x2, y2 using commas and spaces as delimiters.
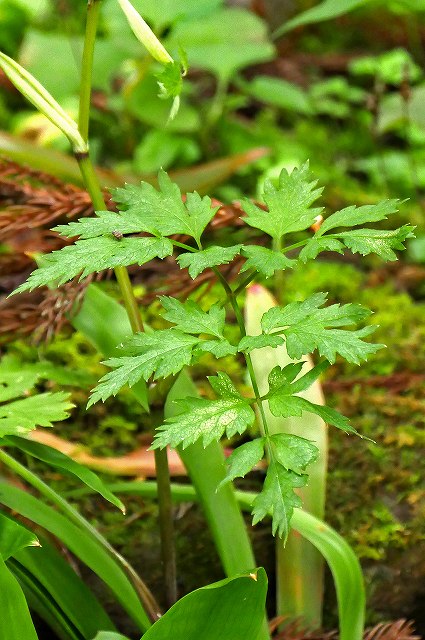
78, 2, 176, 606
0, 448, 160, 622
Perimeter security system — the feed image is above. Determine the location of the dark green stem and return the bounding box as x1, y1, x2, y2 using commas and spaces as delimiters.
0, 448, 160, 622
154, 448, 177, 607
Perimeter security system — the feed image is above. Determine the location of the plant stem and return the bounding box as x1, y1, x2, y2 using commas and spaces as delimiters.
78, 1, 176, 605
214, 268, 270, 439
154, 448, 177, 607
0, 448, 160, 623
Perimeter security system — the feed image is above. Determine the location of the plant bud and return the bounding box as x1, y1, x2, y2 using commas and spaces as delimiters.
0, 52, 87, 153
117, 0, 173, 65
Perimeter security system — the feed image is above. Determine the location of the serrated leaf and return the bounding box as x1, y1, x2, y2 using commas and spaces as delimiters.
0, 392, 73, 436
153, 396, 255, 449
177, 244, 243, 279
316, 200, 400, 236
53, 209, 145, 239
218, 438, 266, 490
242, 163, 323, 243
238, 334, 285, 352
14, 236, 173, 292
160, 297, 225, 337
195, 339, 238, 358
266, 364, 355, 433
156, 60, 183, 99
89, 329, 200, 405
338, 225, 415, 260
252, 460, 305, 539
153, 372, 255, 448
270, 433, 319, 475
261, 294, 382, 364
299, 237, 345, 262
241, 245, 296, 277
112, 170, 218, 244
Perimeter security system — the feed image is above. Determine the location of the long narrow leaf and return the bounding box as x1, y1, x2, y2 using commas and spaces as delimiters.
0, 556, 39, 640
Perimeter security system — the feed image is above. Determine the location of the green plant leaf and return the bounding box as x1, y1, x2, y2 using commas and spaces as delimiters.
238, 334, 285, 352
93, 633, 130, 640
242, 163, 323, 243
152, 372, 255, 448
5, 437, 125, 513
160, 297, 225, 337
241, 245, 296, 278
299, 237, 345, 262
14, 236, 173, 292
0, 556, 39, 640
141, 568, 267, 640
112, 170, 218, 245
273, 0, 373, 38
89, 329, 201, 406
316, 200, 400, 236
265, 363, 355, 433
194, 339, 238, 358
261, 294, 383, 363
0, 483, 150, 631
239, 75, 312, 114
218, 438, 265, 489
177, 244, 243, 279
0, 513, 39, 561
252, 460, 306, 539
270, 433, 319, 475
0, 392, 73, 437
169, 8, 275, 83
337, 225, 415, 260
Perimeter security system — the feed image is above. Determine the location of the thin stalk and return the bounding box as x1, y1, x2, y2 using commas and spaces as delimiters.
154, 448, 177, 607
0, 448, 160, 622
78, 1, 175, 605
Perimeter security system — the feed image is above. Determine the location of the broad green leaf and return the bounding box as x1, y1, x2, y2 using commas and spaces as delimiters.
112, 170, 217, 244
142, 568, 267, 640
252, 460, 306, 539
242, 163, 323, 243
338, 225, 415, 260
238, 334, 285, 352
241, 245, 296, 278
274, 0, 373, 38
6, 437, 125, 513
89, 330, 201, 405
239, 75, 312, 114
153, 373, 255, 448
0, 556, 39, 640
0, 513, 38, 561
218, 438, 265, 489
169, 9, 275, 83
0, 483, 150, 631
177, 244, 243, 279
261, 295, 382, 364
349, 48, 422, 85
160, 297, 225, 337
270, 433, 319, 475
265, 363, 354, 433
194, 339, 238, 358
316, 200, 400, 236
0, 392, 73, 436
15, 536, 116, 638
14, 236, 173, 292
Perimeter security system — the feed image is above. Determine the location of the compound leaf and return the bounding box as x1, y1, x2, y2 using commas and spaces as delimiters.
0, 392, 73, 437
89, 329, 200, 405
160, 297, 225, 337
270, 433, 319, 475
242, 163, 323, 243
338, 225, 415, 260
14, 236, 173, 292
238, 334, 285, 352
177, 245, 243, 279
316, 200, 400, 236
